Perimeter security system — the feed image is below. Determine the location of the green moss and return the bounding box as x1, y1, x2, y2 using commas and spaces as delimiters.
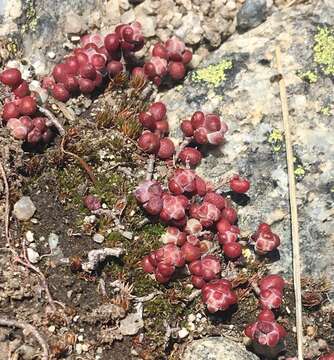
298, 70, 318, 83
268, 129, 284, 152
56, 166, 87, 211
294, 165, 305, 180
320, 106, 332, 116
105, 231, 123, 245
93, 172, 131, 206
192, 59, 233, 87
141, 223, 165, 238
314, 27, 334, 76
6, 40, 19, 56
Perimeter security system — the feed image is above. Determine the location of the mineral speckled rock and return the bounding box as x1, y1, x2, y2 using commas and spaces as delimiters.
183, 337, 259, 360
161, 1, 334, 291
237, 0, 267, 32
0, 0, 252, 73
13, 196, 36, 221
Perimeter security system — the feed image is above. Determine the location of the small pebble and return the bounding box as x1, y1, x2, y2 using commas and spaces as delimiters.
121, 231, 133, 240
48, 233, 59, 250
25, 231, 34, 243
188, 314, 196, 322
84, 215, 96, 224
27, 248, 40, 264
178, 328, 189, 339
93, 233, 105, 244
82, 344, 89, 352
13, 197, 36, 221
306, 325, 316, 337
71, 35, 81, 42
78, 335, 84, 342
188, 322, 196, 331
48, 325, 56, 333
47, 51, 56, 59
75, 344, 82, 354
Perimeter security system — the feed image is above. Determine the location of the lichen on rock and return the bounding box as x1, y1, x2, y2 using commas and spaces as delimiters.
314, 26, 334, 76
192, 59, 233, 88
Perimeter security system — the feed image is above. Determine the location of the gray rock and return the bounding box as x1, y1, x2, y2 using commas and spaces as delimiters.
237, 0, 267, 31
183, 337, 259, 360
162, 2, 334, 290
27, 248, 40, 264
64, 12, 87, 34
13, 197, 36, 221
48, 233, 59, 250
25, 231, 34, 243
119, 312, 144, 335
93, 233, 105, 244
105, 0, 121, 25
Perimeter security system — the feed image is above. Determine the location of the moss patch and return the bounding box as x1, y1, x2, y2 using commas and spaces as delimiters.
267, 128, 284, 152
298, 70, 318, 83
314, 26, 334, 76
320, 106, 332, 116
192, 59, 233, 87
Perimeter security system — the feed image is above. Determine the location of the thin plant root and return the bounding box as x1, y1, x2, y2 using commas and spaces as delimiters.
0, 318, 49, 360
61, 135, 97, 184
0, 160, 10, 247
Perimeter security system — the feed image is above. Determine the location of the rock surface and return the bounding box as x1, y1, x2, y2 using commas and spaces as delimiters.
183, 337, 259, 360
13, 196, 36, 221
160, 0, 334, 291
0, 0, 279, 72
237, 0, 267, 31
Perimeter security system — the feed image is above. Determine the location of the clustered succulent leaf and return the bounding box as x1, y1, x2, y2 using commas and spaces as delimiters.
1, 22, 192, 147
135, 99, 283, 326
0, 68, 54, 144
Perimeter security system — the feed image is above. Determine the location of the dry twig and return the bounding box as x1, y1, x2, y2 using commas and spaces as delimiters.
276, 45, 303, 360
60, 136, 96, 184
38, 105, 65, 136
145, 154, 156, 181
0, 160, 10, 247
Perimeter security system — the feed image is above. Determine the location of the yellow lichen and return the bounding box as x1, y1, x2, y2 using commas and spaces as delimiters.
314, 27, 334, 76
268, 129, 283, 152
294, 165, 305, 178
192, 59, 233, 87
298, 70, 318, 83
21, 0, 39, 33
320, 106, 332, 116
